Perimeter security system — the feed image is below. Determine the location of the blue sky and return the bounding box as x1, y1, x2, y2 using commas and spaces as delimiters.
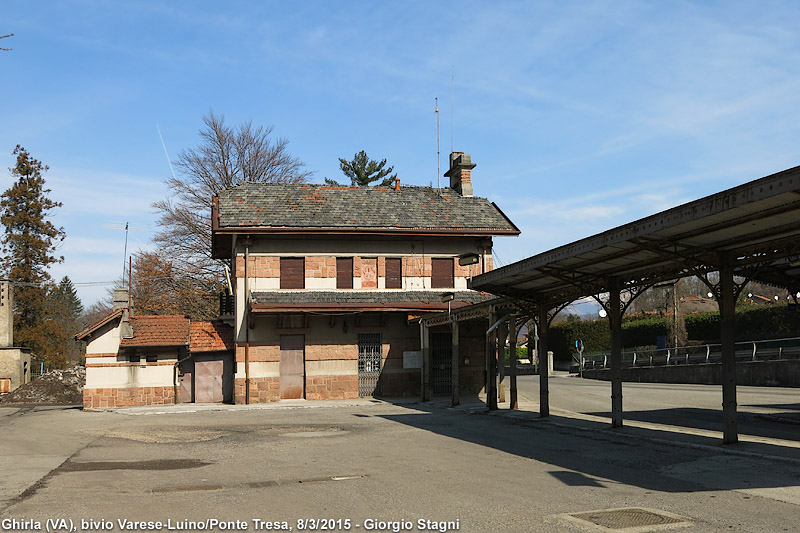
2, 1, 799, 306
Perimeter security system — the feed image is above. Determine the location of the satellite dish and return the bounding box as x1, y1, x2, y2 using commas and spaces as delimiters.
598, 309, 608, 318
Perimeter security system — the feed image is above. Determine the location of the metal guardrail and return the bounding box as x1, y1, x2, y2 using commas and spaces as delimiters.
576, 336, 800, 370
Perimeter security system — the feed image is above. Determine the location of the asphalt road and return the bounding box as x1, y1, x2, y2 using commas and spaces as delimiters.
1, 399, 800, 532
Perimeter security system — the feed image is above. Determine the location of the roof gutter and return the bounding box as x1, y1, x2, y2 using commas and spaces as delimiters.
213, 226, 520, 237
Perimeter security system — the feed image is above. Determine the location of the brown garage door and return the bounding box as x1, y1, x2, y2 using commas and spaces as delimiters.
280, 335, 305, 399
194, 353, 234, 403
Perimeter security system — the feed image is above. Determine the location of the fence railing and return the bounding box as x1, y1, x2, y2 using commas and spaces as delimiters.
30, 361, 45, 380
219, 292, 235, 316
576, 336, 800, 370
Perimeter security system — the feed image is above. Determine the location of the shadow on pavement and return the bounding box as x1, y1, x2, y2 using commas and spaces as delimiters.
377, 402, 800, 494
587, 407, 800, 442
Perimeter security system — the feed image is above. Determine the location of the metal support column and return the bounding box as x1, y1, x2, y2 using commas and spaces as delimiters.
497, 321, 508, 403
537, 306, 550, 418
509, 314, 518, 409
719, 264, 738, 444
451, 321, 460, 407
422, 323, 431, 402
486, 310, 498, 411
609, 280, 623, 428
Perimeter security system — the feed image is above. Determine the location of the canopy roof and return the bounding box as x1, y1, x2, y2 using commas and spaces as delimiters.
471, 165, 800, 307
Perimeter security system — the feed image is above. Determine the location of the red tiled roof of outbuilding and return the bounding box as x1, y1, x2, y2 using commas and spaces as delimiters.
189, 321, 234, 352
119, 315, 191, 347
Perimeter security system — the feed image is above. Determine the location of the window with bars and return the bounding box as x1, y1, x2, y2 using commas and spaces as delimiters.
357, 333, 382, 396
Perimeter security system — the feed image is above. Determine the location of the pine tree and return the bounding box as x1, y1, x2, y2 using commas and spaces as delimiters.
45, 277, 85, 365
51, 276, 83, 318
0, 145, 65, 363
326, 151, 397, 187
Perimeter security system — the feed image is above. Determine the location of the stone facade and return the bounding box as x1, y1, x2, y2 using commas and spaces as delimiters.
83, 386, 176, 409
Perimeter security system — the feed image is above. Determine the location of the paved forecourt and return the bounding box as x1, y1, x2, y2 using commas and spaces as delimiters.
1, 400, 799, 532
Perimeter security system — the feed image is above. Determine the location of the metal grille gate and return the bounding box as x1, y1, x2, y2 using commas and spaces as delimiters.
431, 331, 452, 395
358, 333, 382, 397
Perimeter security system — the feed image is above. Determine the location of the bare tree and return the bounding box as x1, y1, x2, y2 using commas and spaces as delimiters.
152, 112, 311, 314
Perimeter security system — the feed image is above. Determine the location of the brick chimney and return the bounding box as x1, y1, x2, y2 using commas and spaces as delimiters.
444, 152, 475, 197
113, 288, 134, 339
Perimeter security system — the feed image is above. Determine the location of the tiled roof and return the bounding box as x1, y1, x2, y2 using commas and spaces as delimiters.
120, 315, 191, 347
216, 183, 519, 234
251, 290, 491, 306
189, 321, 234, 352
75, 308, 124, 340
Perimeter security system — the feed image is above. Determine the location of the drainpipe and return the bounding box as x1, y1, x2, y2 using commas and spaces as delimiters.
244, 237, 252, 404
419, 318, 425, 401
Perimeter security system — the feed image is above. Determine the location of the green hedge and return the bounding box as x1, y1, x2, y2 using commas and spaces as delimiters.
546, 305, 800, 361
686, 306, 800, 342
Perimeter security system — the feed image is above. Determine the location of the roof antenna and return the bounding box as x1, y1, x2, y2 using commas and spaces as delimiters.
436, 97, 440, 195
122, 222, 129, 284
156, 124, 178, 181
451, 71, 455, 153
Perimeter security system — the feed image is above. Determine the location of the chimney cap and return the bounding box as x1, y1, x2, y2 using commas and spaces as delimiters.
444, 152, 476, 178
112, 288, 129, 311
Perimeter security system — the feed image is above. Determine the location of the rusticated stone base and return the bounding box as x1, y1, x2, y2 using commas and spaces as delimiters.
83, 386, 176, 409
306, 375, 358, 400
234, 377, 280, 404
233, 375, 360, 402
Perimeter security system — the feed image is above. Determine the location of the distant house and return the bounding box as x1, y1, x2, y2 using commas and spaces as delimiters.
0, 280, 31, 394
679, 296, 718, 314
78, 289, 234, 409
212, 151, 519, 403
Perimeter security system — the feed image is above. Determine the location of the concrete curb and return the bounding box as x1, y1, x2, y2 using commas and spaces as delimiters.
88, 397, 407, 416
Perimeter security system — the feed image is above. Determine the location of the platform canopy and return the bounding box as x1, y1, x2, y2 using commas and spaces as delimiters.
470, 164, 800, 445
471, 165, 800, 306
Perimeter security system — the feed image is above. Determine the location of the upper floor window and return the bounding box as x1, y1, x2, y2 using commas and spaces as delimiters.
280, 257, 305, 289
336, 257, 353, 289
431, 258, 454, 288
385, 258, 402, 289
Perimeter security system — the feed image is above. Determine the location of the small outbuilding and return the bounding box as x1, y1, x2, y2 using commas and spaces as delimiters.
0, 280, 31, 394
77, 289, 234, 409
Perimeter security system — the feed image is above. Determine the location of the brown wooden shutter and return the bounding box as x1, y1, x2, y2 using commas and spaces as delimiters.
336, 257, 353, 289
431, 258, 454, 288
385, 258, 402, 288
280, 257, 305, 289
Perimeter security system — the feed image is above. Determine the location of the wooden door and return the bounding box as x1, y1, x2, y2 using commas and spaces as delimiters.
385, 258, 402, 288
280, 335, 305, 399
178, 358, 194, 403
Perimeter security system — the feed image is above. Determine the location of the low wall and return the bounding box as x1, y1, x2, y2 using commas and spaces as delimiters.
582, 359, 800, 387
